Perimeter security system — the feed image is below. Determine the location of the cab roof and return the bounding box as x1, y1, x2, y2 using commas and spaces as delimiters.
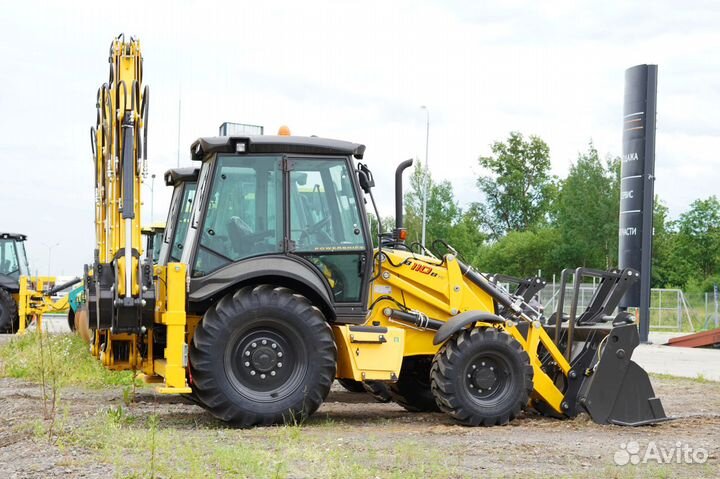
190, 135, 366, 162
142, 222, 166, 233
164, 167, 199, 186
0, 233, 26, 241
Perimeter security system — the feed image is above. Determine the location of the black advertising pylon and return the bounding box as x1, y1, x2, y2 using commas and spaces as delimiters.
618, 65, 658, 343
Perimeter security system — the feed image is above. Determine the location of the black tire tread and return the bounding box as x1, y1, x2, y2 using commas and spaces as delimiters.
67, 307, 76, 332
0, 288, 19, 333
387, 357, 440, 412
189, 285, 336, 427
362, 381, 392, 403
337, 378, 367, 393
431, 328, 533, 426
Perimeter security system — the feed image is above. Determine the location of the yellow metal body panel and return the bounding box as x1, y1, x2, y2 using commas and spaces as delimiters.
366, 250, 496, 357
153, 263, 191, 394
334, 325, 405, 381
505, 322, 572, 413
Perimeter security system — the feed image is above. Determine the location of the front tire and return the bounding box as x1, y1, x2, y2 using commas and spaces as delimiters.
431, 328, 533, 426
189, 285, 336, 426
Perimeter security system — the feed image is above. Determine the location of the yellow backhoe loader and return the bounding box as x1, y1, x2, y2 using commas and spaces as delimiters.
79, 35, 667, 427
0, 233, 79, 333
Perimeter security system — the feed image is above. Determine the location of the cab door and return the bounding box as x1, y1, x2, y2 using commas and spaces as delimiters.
287, 157, 371, 322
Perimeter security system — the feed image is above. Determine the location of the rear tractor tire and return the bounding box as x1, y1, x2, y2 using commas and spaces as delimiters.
431, 328, 533, 426
362, 380, 392, 403
388, 356, 440, 412
189, 285, 337, 427
0, 288, 19, 333
337, 378, 367, 393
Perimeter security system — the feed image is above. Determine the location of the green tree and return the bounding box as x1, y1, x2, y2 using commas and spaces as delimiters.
367, 213, 395, 247
477, 228, 562, 277
674, 196, 720, 280
404, 163, 485, 260
555, 143, 619, 269
651, 199, 692, 288
475, 132, 557, 236
445, 205, 486, 265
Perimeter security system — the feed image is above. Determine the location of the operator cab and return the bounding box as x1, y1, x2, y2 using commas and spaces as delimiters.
158, 167, 199, 267
180, 135, 372, 323
142, 223, 166, 264
0, 233, 30, 292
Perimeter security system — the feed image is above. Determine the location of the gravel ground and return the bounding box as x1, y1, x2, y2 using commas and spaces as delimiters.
0, 373, 718, 478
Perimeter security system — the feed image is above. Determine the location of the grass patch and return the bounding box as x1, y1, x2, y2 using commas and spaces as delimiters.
0, 332, 139, 388
649, 372, 718, 384
51, 406, 468, 479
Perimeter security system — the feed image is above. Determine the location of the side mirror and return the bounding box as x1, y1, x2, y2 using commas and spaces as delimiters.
357, 163, 375, 194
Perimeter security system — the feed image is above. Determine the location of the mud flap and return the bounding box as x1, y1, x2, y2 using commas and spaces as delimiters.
577, 323, 669, 426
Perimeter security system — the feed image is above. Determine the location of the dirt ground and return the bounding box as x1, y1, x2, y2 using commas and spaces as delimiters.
0, 373, 718, 479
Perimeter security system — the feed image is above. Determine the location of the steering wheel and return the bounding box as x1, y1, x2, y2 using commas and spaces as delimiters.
299, 216, 332, 246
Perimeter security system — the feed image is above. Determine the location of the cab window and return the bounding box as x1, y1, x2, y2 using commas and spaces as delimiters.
192, 156, 282, 277
289, 159, 365, 252
0, 240, 20, 279
169, 183, 197, 262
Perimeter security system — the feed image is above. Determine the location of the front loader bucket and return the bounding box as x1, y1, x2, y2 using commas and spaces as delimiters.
577, 323, 669, 426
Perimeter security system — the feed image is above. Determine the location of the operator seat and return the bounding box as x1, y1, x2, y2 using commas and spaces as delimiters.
227, 216, 253, 257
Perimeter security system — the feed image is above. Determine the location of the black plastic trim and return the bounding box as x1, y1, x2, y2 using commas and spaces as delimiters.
189, 254, 334, 307
433, 311, 505, 345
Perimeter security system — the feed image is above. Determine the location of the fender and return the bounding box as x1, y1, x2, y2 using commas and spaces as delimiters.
0, 275, 19, 294
188, 254, 334, 311
433, 311, 505, 345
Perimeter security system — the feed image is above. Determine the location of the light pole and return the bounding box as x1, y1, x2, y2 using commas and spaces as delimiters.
420, 105, 430, 248
42, 242, 59, 277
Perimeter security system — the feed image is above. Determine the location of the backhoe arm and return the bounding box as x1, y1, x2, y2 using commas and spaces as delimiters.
87, 34, 154, 334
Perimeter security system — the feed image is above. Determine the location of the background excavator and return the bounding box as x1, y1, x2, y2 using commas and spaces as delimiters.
72, 35, 667, 428
0, 232, 78, 333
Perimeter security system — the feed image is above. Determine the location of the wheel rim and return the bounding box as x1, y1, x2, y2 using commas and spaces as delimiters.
462, 351, 513, 407
224, 319, 307, 403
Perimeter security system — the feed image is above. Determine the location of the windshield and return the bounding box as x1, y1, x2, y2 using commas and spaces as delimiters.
0, 239, 22, 279
289, 159, 365, 252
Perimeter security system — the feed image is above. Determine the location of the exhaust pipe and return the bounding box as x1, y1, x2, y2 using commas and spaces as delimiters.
394, 159, 414, 240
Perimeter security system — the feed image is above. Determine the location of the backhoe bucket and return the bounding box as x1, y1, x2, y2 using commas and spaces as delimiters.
577, 323, 668, 426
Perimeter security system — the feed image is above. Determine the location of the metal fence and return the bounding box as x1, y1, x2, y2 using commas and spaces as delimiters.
534, 282, 719, 333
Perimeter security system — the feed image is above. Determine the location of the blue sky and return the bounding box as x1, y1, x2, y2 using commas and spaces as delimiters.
1, 0, 718, 274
